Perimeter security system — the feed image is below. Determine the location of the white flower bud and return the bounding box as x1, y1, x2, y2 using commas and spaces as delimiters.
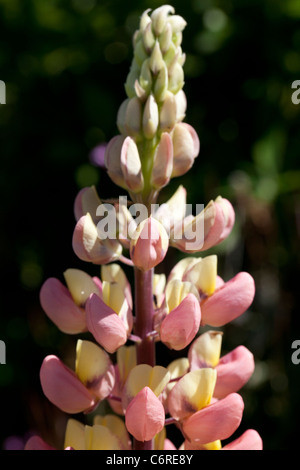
172, 123, 200, 177
149, 41, 164, 75
154, 62, 168, 103
163, 41, 177, 68
174, 90, 187, 122
134, 79, 147, 101
105, 135, 127, 189
159, 90, 177, 131
139, 8, 152, 31
159, 22, 172, 54
117, 98, 129, 134
142, 22, 155, 53
151, 132, 173, 189
168, 62, 184, 94
120, 137, 144, 193
125, 60, 140, 98
143, 94, 159, 139
151, 5, 175, 36
139, 59, 152, 96
167, 15, 187, 33
134, 38, 148, 68
124, 97, 142, 136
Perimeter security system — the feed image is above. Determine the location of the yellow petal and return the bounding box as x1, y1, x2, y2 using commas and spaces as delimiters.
64, 419, 85, 450
168, 368, 217, 420
202, 440, 222, 450
166, 357, 189, 392
154, 427, 166, 450
166, 279, 199, 313
185, 255, 217, 295
93, 414, 131, 450
168, 255, 217, 296
167, 357, 189, 379
75, 339, 110, 385
117, 345, 137, 384
102, 280, 126, 315
101, 264, 127, 289
124, 364, 170, 405
63, 268, 100, 306
84, 424, 122, 450
189, 330, 222, 368
153, 273, 166, 296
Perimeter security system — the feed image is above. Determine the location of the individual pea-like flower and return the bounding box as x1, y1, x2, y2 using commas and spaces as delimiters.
168, 253, 255, 327
64, 415, 132, 450
86, 279, 133, 354
153, 184, 235, 252
200, 271, 255, 327
159, 279, 201, 350
25, 413, 132, 450
182, 428, 263, 451
39, 268, 101, 334
122, 364, 170, 442
188, 330, 255, 399
108, 345, 137, 415
40, 340, 115, 414
73, 186, 123, 264
167, 368, 244, 446
129, 216, 169, 271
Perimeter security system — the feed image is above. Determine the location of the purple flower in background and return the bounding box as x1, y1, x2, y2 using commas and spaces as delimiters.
89, 143, 107, 168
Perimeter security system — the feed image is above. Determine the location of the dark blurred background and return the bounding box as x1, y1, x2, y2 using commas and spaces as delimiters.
0, 0, 299, 451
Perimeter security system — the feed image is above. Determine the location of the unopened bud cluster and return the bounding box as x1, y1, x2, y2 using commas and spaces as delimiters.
105, 5, 199, 202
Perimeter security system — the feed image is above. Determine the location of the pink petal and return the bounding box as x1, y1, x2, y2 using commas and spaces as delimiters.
164, 439, 177, 450
92, 276, 103, 294
172, 123, 200, 177
160, 294, 201, 350
40, 278, 86, 334
214, 346, 255, 399
200, 200, 226, 251
86, 294, 127, 354
72, 214, 121, 265
216, 198, 235, 243
222, 429, 263, 450
24, 435, 55, 450
90, 363, 116, 401
130, 217, 169, 271
73, 186, 101, 223
125, 387, 165, 442
151, 132, 173, 189
40, 355, 95, 414
120, 136, 144, 192
104, 135, 127, 189
170, 200, 225, 253
182, 393, 244, 444
201, 272, 255, 327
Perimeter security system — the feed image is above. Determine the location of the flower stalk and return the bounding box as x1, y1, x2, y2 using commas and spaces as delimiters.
134, 267, 156, 368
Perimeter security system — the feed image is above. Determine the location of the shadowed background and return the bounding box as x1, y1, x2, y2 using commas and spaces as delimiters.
0, 0, 299, 450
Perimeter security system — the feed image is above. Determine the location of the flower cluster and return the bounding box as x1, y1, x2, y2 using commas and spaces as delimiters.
25, 5, 262, 451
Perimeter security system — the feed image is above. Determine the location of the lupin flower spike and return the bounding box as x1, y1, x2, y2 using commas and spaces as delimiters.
27, 5, 262, 452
